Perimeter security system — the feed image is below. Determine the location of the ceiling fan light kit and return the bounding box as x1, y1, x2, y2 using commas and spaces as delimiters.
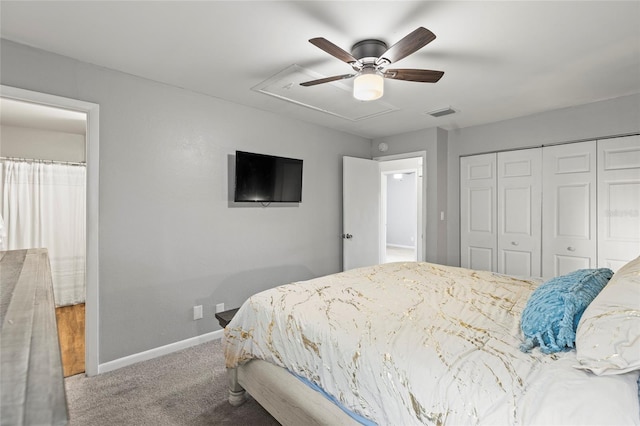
353, 68, 384, 101
301, 27, 444, 102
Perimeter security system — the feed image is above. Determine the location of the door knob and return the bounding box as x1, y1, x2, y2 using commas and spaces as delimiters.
511, 241, 519, 246
567, 246, 576, 252
342, 233, 353, 239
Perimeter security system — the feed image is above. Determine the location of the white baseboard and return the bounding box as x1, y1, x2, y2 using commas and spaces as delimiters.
98, 329, 224, 374
387, 243, 415, 249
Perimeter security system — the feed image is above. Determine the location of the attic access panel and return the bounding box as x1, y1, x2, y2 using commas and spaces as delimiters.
252, 65, 398, 121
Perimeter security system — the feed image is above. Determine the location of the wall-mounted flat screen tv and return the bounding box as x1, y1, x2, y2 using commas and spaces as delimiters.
234, 151, 303, 203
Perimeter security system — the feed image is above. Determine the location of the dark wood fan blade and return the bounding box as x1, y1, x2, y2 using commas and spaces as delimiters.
300, 73, 356, 87
309, 38, 359, 64
377, 27, 436, 65
383, 69, 444, 82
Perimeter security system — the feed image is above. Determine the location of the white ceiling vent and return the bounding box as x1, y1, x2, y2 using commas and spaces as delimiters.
252, 65, 398, 121
426, 107, 457, 118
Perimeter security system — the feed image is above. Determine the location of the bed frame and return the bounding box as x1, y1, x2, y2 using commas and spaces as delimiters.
228, 360, 359, 425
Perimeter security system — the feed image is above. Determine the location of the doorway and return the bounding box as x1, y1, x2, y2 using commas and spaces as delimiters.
1, 85, 100, 376
378, 154, 424, 264
383, 171, 417, 262
0, 97, 87, 376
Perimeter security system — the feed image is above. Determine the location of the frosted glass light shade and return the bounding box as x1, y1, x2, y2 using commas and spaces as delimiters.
353, 72, 384, 101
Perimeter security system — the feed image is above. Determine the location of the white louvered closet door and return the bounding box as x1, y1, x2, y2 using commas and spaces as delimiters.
497, 148, 542, 277
542, 141, 597, 279
597, 135, 640, 271
460, 153, 497, 272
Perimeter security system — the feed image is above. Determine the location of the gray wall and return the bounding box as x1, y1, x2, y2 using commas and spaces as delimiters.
371, 94, 639, 268
0, 39, 371, 363
386, 173, 416, 247
3, 38, 637, 363
372, 127, 448, 264
446, 94, 640, 266
0, 125, 85, 162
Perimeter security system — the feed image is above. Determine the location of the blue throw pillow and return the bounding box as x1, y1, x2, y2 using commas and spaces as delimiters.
520, 268, 613, 354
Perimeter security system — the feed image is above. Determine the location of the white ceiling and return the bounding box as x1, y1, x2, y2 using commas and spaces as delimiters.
1, 1, 639, 139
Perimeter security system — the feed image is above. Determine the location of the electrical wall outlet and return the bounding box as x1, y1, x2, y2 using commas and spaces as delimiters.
193, 305, 203, 320
215, 303, 225, 313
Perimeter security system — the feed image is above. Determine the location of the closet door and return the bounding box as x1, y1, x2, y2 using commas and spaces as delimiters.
542, 141, 597, 278
597, 135, 640, 271
497, 148, 542, 277
460, 153, 497, 272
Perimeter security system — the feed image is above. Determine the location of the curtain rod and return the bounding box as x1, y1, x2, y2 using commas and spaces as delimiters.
0, 156, 86, 167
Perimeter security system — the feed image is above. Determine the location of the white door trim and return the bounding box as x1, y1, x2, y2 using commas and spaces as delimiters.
1, 85, 100, 376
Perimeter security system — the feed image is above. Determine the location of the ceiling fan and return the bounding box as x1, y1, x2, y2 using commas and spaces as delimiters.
300, 27, 444, 101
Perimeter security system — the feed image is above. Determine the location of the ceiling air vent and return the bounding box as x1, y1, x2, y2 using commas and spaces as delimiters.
426, 107, 456, 118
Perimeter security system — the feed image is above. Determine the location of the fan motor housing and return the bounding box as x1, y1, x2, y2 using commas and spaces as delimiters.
351, 39, 387, 61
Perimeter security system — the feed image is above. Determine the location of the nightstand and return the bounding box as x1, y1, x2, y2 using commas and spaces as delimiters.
215, 307, 239, 328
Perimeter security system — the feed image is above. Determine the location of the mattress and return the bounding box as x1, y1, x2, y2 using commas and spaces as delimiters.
224, 261, 640, 425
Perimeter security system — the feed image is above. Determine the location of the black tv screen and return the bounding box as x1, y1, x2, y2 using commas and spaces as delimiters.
234, 151, 303, 203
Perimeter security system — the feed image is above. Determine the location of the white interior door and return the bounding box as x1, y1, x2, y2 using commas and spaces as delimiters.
343, 156, 380, 271
460, 153, 497, 272
497, 148, 542, 277
542, 141, 597, 278
597, 135, 640, 271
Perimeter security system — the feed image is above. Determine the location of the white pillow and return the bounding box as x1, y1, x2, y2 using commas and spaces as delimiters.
575, 256, 640, 375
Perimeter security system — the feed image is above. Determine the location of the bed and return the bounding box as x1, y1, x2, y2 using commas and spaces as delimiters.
224, 259, 640, 425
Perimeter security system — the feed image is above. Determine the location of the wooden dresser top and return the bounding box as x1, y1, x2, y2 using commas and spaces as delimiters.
1, 249, 69, 425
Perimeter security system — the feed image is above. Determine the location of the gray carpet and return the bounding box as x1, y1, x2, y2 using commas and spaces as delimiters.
64, 339, 280, 425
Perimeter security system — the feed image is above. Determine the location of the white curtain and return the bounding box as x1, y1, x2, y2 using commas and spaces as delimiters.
0, 159, 86, 306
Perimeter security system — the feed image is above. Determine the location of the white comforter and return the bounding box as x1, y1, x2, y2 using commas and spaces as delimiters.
224, 262, 640, 425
